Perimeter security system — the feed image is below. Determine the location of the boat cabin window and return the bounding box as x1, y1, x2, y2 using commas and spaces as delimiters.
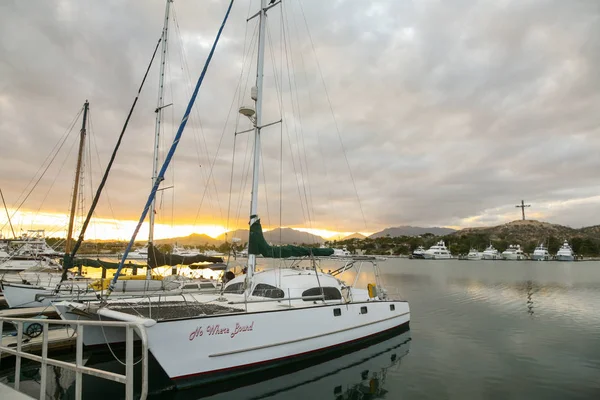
224, 282, 244, 294
182, 284, 198, 290
252, 283, 284, 299
199, 283, 215, 289
333, 308, 342, 316
390, 304, 395, 311
302, 287, 342, 301
360, 306, 368, 314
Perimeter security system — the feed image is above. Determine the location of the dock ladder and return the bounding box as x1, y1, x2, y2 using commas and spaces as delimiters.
0, 316, 148, 400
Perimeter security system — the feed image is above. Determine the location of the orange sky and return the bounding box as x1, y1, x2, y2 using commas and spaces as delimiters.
0, 208, 371, 241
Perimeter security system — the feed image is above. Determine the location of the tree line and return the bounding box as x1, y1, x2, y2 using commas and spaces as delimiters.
325, 233, 600, 256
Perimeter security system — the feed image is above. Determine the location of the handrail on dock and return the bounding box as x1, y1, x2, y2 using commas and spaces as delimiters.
0, 316, 148, 400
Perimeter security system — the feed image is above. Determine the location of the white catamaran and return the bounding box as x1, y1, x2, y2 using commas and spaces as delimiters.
54, 0, 409, 386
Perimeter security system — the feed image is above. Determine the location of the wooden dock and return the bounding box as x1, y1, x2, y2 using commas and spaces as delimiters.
0, 307, 58, 319
0, 327, 76, 360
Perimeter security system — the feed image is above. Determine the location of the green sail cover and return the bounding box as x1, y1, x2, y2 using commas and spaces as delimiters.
248, 217, 334, 258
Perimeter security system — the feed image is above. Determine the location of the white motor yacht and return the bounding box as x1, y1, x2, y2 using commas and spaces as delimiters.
172, 244, 202, 257
411, 246, 426, 259
482, 245, 501, 260
423, 241, 451, 259
555, 241, 574, 261
128, 244, 149, 259
501, 245, 526, 261
332, 247, 352, 257
466, 248, 482, 260
532, 243, 550, 261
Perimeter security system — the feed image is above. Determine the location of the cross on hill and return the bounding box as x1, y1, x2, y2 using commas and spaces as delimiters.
515, 200, 531, 220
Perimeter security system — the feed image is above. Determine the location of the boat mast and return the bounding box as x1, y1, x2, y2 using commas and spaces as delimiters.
149, 0, 172, 257
65, 100, 89, 254
247, 0, 268, 283
0, 188, 16, 239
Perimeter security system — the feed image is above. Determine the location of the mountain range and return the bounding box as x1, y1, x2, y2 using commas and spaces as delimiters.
152, 225, 457, 247
111, 220, 600, 247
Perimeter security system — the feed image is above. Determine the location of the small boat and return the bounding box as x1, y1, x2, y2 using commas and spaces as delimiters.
466, 248, 482, 260
555, 241, 574, 261
532, 243, 550, 261
423, 241, 451, 259
173, 244, 202, 257
2, 275, 219, 309
127, 244, 149, 259
411, 246, 426, 259
501, 244, 526, 260
482, 244, 501, 260
332, 246, 351, 257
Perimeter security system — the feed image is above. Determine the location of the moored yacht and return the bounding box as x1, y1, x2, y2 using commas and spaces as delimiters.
332, 246, 352, 257
423, 241, 451, 259
532, 243, 550, 261
501, 244, 526, 261
482, 244, 501, 260
411, 246, 426, 259
555, 241, 574, 261
466, 248, 482, 260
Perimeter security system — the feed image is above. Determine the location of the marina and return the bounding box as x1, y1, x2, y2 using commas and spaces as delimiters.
1, 0, 599, 399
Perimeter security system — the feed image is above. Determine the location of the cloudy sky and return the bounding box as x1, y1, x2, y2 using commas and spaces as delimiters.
1, 0, 599, 240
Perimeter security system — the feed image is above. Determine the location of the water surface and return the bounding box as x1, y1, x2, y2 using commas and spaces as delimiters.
2, 259, 599, 399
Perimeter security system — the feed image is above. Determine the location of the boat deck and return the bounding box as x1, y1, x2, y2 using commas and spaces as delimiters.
106, 301, 244, 320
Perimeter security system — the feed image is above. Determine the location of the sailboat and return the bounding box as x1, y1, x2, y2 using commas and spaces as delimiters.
2, 1, 224, 307
54, 0, 410, 387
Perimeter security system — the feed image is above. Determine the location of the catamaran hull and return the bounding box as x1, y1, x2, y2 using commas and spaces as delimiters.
2, 283, 50, 308
56, 300, 409, 385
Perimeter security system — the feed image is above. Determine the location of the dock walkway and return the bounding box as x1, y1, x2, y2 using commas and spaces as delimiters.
0, 382, 34, 399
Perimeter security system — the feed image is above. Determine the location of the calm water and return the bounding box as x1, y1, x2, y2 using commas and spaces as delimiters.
2, 259, 600, 399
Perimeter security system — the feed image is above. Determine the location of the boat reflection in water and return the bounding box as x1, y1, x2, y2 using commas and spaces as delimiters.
194, 329, 412, 400
0, 328, 410, 399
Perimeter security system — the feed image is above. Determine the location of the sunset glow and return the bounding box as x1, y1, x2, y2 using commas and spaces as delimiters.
0, 209, 368, 241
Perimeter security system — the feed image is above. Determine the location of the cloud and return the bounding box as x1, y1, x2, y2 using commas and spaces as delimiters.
1, 0, 599, 239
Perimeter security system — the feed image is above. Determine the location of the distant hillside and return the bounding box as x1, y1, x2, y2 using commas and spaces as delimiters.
154, 233, 221, 247
342, 232, 367, 240
369, 226, 456, 238
454, 220, 580, 242
218, 227, 325, 245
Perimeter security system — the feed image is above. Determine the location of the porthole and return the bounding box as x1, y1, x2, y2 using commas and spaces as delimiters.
360, 306, 368, 314
390, 304, 395, 311
333, 308, 341, 317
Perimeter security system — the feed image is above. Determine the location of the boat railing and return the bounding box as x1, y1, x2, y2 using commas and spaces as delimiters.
0, 316, 148, 400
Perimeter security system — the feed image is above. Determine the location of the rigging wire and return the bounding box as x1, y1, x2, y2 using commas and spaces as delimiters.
88, 109, 120, 234
172, 6, 224, 228
107, 0, 236, 294
1, 107, 82, 232
61, 35, 164, 282
279, 4, 315, 231
225, 0, 254, 248
296, 0, 368, 230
